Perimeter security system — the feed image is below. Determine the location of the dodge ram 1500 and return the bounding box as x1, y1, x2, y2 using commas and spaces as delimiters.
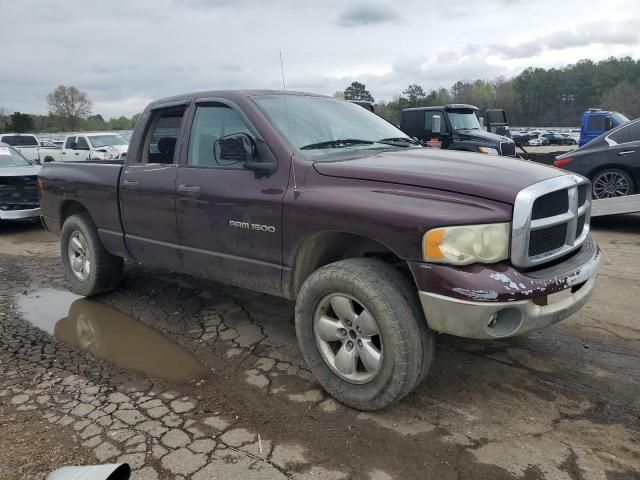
39, 90, 601, 410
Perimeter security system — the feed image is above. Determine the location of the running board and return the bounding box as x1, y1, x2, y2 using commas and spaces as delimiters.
591, 194, 640, 217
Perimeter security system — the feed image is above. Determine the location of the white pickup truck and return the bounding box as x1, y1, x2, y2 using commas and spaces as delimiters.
0, 134, 41, 163
56, 133, 129, 162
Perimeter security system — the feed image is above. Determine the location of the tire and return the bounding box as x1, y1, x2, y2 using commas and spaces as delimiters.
295, 258, 433, 410
60, 214, 123, 296
591, 168, 635, 199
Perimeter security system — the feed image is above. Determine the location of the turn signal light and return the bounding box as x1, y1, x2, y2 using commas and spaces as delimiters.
554, 156, 573, 168
36, 178, 44, 190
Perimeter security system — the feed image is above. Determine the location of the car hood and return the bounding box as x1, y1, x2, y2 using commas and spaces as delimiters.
0, 165, 41, 177
454, 129, 512, 144
312, 148, 564, 205
92, 144, 128, 153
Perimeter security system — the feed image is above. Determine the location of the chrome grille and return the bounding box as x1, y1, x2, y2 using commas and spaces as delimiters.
511, 175, 591, 268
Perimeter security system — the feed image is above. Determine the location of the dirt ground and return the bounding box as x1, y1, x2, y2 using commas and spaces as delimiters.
0, 217, 639, 480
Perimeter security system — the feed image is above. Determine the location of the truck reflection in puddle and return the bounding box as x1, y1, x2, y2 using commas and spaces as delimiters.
17, 289, 208, 382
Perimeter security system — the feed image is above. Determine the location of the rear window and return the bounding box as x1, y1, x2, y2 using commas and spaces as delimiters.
1, 135, 38, 146
586, 115, 605, 131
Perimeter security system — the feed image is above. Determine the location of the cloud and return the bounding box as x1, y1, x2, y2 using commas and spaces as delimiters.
335, 3, 401, 27
490, 18, 640, 59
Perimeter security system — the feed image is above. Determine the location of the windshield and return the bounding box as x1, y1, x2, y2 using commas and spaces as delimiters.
611, 112, 629, 126
0, 145, 33, 167
252, 95, 415, 156
88, 135, 128, 148
447, 110, 481, 130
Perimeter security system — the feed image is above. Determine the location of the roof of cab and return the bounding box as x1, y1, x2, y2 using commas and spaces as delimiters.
146, 90, 329, 109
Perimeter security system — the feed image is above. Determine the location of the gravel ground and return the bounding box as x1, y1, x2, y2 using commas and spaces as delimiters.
0, 217, 639, 480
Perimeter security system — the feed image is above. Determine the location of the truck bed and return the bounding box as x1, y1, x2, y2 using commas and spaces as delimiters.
39, 161, 125, 240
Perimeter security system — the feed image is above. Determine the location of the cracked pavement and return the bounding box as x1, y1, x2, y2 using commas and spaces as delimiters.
0, 216, 639, 479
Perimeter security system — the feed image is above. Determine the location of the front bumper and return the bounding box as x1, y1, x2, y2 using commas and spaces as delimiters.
412, 236, 602, 339
0, 207, 41, 220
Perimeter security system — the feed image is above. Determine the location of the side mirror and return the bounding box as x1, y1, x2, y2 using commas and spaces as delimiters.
432, 115, 442, 134
214, 133, 256, 164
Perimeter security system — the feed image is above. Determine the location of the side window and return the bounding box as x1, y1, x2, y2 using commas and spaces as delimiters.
2, 135, 18, 146
609, 125, 632, 145
22, 136, 38, 146
587, 115, 605, 131
141, 107, 186, 164
627, 121, 640, 142
424, 111, 447, 133
187, 104, 252, 168
65, 137, 76, 149
76, 137, 89, 150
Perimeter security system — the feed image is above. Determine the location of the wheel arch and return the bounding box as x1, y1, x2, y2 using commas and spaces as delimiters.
59, 200, 92, 229
287, 230, 408, 299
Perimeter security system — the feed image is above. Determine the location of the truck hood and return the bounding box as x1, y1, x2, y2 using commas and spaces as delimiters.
312, 148, 564, 205
454, 128, 512, 144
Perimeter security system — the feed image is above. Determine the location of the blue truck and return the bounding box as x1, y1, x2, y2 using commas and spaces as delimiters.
579, 108, 628, 146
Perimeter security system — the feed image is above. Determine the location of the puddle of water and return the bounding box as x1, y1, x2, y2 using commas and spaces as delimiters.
16, 289, 208, 383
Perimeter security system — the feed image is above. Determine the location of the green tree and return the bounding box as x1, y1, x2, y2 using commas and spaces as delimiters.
9, 112, 33, 132
401, 84, 426, 106
344, 82, 374, 102
85, 114, 106, 131
108, 116, 132, 130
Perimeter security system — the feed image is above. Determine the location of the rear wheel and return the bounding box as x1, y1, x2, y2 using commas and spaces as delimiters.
592, 168, 635, 199
61, 214, 123, 296
295, 258, 433, 410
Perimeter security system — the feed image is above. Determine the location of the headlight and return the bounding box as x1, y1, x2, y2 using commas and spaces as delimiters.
478, 146, 499, 155
423, 223, 510, 265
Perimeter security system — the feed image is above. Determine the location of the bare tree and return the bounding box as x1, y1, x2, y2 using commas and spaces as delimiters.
46, 85, 92, 130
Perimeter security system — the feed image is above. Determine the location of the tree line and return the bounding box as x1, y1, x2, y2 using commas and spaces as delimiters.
339, 56, 640, 127
0, 85, 140, 134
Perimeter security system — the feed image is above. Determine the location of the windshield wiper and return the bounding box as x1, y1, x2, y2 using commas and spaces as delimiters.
377, 137, 422, 147
300, 139, 374, 150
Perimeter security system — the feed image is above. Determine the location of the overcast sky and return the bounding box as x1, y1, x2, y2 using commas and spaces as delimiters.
1, 0, 639, 118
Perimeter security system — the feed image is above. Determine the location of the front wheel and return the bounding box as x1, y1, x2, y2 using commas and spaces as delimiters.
295, 258, 433, 410
61, 214, 123, 296
592, 168, 635, 199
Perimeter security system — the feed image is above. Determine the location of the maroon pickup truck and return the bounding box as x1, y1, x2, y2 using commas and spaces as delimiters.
39, 90, 601, 410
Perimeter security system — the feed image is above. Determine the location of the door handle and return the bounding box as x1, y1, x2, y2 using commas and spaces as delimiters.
61, 151, 66, 155
123, 179, 139, 187
178, 184, 201, 194
75, 152, 79, 155
617, 150, 635, 156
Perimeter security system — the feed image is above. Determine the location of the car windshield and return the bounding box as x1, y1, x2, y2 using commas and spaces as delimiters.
447, 110, 481, 130
88, 135, 128, 148
611, 112, 629, 125
252, 95, 417, 157
0, 145, 32, 167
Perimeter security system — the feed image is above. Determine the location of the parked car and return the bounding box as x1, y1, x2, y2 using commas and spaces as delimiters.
555, 118, 640, 199
0, 133, 41, 163
542, 132, 575, 146
39, 140, 57, 148
0, 142, 41, 221
39, 90, 601, 410
579, 109, 629, 146
59, 133, 129, 162
527, 136, 550, 146
400, 104, 517, 156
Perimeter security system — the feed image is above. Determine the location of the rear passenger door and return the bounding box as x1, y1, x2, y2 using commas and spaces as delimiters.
175, 100, 287, 296
607, 120, 640, 178
60, 137, 75, 161
119, 105, 188, 270
74, 136, 91, 161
